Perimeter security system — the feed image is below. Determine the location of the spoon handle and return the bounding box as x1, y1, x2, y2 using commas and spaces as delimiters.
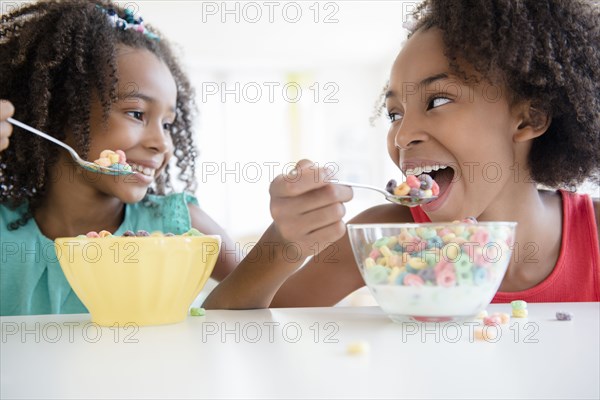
8, 117, 79, 159
329, 180, 390, 196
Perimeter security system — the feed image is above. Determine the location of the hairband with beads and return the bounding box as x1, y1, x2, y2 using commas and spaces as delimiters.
96, 5, 159, 40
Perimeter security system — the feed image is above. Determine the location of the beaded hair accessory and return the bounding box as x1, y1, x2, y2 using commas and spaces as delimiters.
96, 5, 159, 40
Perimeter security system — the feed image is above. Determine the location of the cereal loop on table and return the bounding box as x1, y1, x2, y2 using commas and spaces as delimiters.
347, 341, 370, 355
556, 311, 573, 321
512, 309, 528, 318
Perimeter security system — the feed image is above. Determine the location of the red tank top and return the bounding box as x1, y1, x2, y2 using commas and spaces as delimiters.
410, 190, 600, 302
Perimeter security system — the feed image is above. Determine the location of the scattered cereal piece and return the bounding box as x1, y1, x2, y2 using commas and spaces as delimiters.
556, 311, 573, 321
86, 231, 100, 238
483, 315, 502, 326
190, 307, 206, 317
136, 230, 150, 237
492, 312, 511, 324
511, 300, 527, 310
347, 341, 370, 355
98, 230, 112, 237
475, 310, 488, 319
122, 230, 135, 237
183, 228, 204, 236
474, 327, 498, 341
512, 308, 528, 318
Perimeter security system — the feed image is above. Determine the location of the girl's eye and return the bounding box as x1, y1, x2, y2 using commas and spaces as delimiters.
428, 96, 452, 109
127, 111, 144, 121
388, 112, 403, 123
162, 122, 173, 131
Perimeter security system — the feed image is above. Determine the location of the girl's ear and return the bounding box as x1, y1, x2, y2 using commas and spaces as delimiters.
513, 102, 552, 143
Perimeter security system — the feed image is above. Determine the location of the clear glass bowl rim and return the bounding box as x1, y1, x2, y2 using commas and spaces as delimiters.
348, 221, 517, 230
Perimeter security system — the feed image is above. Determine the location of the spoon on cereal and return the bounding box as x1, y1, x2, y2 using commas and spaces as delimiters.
330, 175, 438, 207
8, 117, 135, 176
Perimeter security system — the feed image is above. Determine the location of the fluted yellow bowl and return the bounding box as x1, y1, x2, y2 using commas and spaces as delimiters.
54, 235, 221, 326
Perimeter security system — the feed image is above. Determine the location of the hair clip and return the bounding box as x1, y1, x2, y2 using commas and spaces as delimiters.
96, 5, 159, 40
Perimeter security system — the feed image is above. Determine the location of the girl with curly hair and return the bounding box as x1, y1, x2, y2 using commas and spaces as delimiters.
0, 0, 303, 315
264, 0, 600, 306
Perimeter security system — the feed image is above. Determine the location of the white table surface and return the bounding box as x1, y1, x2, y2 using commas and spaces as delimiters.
1, 303, 599, 399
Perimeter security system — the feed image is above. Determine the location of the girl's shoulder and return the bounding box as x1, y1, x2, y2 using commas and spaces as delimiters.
131, 192, 199, 216
141, 192, 199, 208
0, 201, 28, 215
124, 192, 200, 235
0, 202, 31, 232
548, 188, 599, 237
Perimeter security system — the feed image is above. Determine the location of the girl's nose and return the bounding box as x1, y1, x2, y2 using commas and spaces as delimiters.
393, 115, 427, 150
144, 122, 172, 153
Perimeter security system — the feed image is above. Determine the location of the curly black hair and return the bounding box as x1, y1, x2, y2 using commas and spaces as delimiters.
382, 0, 600, 189
0, 0, 197, 212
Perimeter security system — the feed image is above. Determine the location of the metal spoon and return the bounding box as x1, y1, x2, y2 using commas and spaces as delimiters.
330, 180, 437, 207
8, 117, 135, 176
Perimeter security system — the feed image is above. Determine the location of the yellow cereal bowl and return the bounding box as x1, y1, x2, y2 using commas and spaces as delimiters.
54, 235, 221, 326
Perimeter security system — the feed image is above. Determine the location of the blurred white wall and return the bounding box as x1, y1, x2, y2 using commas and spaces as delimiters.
139, 0, 599, 244
138, 0, 415, 242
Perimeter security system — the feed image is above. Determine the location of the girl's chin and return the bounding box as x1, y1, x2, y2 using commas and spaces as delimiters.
422, 191, 463, 221
427, 198, 480, 223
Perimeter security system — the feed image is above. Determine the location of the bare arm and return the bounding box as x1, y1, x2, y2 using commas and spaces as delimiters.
202, 160, 353, 309
201, 223, 305, 309
270, 203, 414, 307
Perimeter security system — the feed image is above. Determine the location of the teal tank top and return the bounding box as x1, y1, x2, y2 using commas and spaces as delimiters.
0, 193, 199, 316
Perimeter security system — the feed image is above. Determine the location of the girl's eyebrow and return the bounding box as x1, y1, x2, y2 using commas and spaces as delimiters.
120, 92, 177, 113
385, 72, 449, 99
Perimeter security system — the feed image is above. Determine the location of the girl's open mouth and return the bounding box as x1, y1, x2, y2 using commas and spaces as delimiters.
414, 165, 455, 211
426, 166, 454, 198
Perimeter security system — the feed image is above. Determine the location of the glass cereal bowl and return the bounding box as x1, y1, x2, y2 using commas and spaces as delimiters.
347, 222, 517, 323
54, 235, 221, 326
